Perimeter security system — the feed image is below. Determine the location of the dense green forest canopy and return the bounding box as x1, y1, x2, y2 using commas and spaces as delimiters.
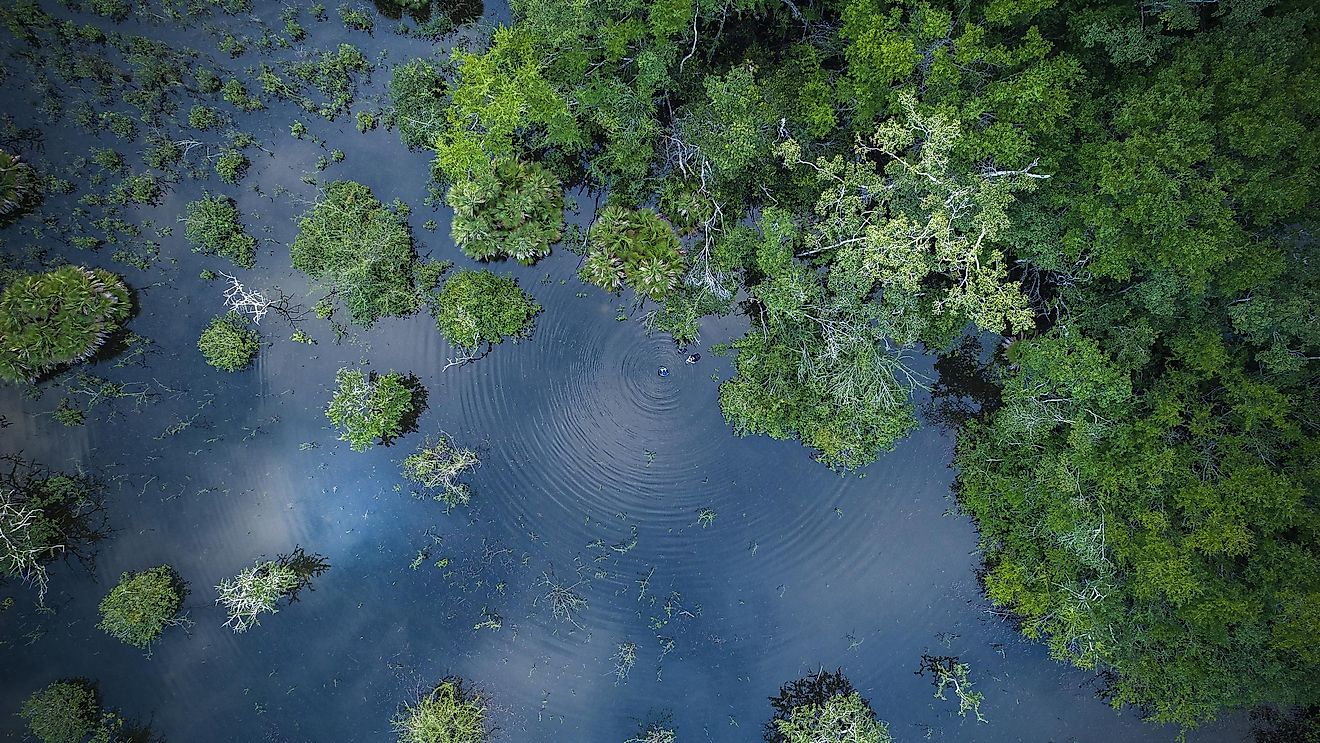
387, 0, 1320, 730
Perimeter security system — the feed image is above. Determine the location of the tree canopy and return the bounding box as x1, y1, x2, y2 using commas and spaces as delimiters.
407, 0, 1320, 729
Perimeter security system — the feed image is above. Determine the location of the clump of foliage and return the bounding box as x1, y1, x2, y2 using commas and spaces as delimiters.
388, 59, 447, 150
0, 149, 39, 222
625, 725, 676, 743
581, 206, 684, 301
258, 44, 370, 119
0, 266, 132, 383
767, 669, 890, 743
448, 158, 563, 264
19, 680, 99, 743
187, 104, 225, 131
90, 0, 131, 22
340, 4, 374, 32
53, 399, 85, 426
198, 313, 259, 372
215, 149, 249, 184
215, 548, 329, 632
326, 368, 420, 450
402, 436, 479, 506
0, 458, 105, 605
221, 78, 262, 111
291, 181, 418, 326
719, 213, 920, 468
184, 194, 257, 267
432, 270, 540, 352
774, 693, 891, 743
97, 564, 188, 650
393, 678, 488, 743
917, 655, 985, 721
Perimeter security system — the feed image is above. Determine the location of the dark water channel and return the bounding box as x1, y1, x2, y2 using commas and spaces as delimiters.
0, 2, 1247, 741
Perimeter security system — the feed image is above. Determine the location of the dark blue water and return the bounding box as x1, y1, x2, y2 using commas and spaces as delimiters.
0, 3, 1246, 741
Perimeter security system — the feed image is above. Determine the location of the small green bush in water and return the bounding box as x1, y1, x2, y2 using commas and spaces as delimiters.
97, 564, 188, 650
326, 368, 419, 450
215, 548, 328, 632
184, 194, 257, 267
581, 206, 684, 300
433, 270, 539, 352
402, 436, 479, 506
393, 678, 488, 743
775, 692, 891, 743
198, 313, 259, 372
768, 669, 891, 743
216, 149, 249, 184
448, 158, 564, 264
291, 180, 418, 326
19, 680, 99, 743
0, 266, 131, 383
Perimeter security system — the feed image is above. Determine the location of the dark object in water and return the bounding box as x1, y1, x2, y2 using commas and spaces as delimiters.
685, 354, 700, 364
658, 366, 669, 377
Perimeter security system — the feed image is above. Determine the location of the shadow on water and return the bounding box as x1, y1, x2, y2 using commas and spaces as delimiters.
0, 1, 1249, 742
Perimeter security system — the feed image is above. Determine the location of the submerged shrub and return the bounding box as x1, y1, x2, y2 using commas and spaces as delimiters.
0, 266, 132, 383
215, 149, 250, 184
625, 726, 676, 743
19, 680, 100, 743
291, 180, 418, 326
582, 206, 684, 300
448, 158, 563, 264
97, 564, 188, 650
184, 194, 257, 267
393, 678, 488, 743
402, 436, 479, 506
433, 270, 540, 352
326, 368, 419, 450
215, 548, 328, 633
767, 669, 890, 743
198, 312, 259, 372
0, 462, 105, 605
774, 692, 891, 743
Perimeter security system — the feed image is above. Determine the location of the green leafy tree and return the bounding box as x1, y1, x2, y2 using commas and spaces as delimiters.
0, 266, 132, 383
720, 211, 920, 469
291, 181, 418, 326
433, 270, 540, 352
97, 565, 188, 650
326, 368, 420, 450
431, 25, 584, 183
197, 312, 259, 372
448, 158, 564, 264
184, 195, 257, 268
780, 93, 1038, 348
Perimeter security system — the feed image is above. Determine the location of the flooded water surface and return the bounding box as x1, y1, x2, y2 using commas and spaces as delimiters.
0, 2, 1246, 741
